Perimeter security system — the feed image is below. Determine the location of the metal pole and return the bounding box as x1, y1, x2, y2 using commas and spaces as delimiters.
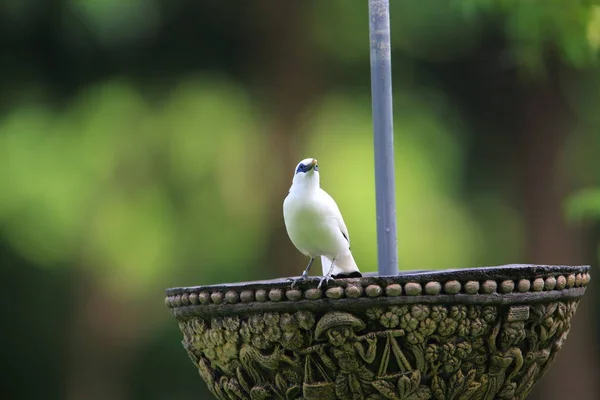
368, 0, 398, 275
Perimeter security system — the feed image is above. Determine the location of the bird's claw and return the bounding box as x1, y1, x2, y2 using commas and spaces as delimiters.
289, 274, 308, 289
317, 275, 333, 290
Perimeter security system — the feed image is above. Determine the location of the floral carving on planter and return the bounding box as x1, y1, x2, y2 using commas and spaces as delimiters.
166, 265, 590, 400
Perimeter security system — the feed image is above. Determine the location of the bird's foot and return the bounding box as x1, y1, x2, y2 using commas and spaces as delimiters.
317, 274, 333, 290
289, 273, 309, 289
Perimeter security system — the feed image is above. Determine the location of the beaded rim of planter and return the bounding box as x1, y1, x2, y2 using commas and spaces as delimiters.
166, 265, 591, 400
166, 265, 590, 317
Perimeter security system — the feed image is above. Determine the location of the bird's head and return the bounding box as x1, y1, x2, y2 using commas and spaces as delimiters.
291, 157, 320, 189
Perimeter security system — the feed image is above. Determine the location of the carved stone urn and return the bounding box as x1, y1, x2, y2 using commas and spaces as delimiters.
165, 264, 590, 400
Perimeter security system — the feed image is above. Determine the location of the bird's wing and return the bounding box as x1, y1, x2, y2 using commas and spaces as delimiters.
319, 188, 350, 246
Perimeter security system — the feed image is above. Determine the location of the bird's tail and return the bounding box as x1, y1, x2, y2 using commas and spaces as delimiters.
321, 251, 362, 278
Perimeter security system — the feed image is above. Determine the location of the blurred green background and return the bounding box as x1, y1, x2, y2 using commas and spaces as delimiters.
1, 1, 600, 399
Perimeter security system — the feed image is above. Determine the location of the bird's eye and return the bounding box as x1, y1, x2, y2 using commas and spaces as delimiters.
314, 164, 319, 171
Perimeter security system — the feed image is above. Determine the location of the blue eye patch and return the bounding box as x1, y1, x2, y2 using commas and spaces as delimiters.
296, 162, 318, 174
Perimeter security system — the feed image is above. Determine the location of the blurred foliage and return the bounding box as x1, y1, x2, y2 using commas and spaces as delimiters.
567, 189, 600, 220
314, 0, 600, 71
563, 62, 600, 233
1, 1, 600, 400
0, 76, 271, 297
459, 0, 600, 71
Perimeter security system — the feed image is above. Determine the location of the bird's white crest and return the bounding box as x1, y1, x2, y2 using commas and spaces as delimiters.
283, 157, 361, 287
290, 158, 320, 191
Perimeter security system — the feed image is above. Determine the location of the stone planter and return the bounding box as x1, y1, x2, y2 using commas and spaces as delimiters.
165, 264, 590, 400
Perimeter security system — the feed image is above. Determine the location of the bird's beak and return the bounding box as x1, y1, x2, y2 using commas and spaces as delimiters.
308, 159, 318, 170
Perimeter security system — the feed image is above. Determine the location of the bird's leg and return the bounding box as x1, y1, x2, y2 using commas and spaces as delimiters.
289, 257, 314, 288
317, 257, 337, 289
301, 257, 315, 278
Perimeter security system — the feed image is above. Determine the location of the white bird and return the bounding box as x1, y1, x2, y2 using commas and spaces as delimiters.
283, 157, 362, 289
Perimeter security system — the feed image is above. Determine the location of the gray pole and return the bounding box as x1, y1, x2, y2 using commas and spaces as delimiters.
368, 0, 398, 275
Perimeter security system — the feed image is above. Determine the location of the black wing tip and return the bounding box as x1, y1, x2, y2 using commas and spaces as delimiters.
341, 230, 349, 242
